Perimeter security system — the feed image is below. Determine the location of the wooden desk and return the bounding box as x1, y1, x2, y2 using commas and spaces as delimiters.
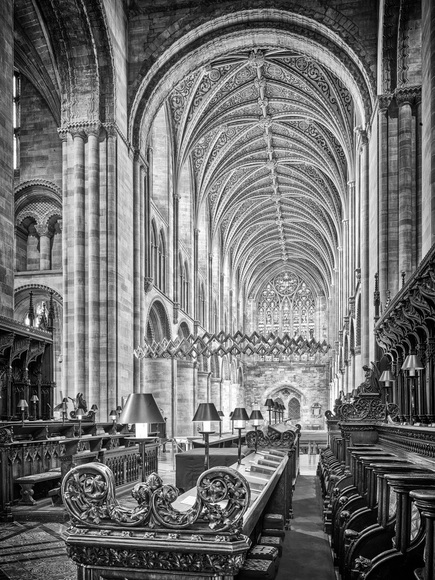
175, 447, 248, 491
189, 432, 243, 448
61, 445, 294, 579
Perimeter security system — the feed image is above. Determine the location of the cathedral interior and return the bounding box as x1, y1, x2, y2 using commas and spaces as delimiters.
1, 1, 435, 579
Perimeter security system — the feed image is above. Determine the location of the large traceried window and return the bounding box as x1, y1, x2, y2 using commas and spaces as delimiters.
257, 272, 316, 337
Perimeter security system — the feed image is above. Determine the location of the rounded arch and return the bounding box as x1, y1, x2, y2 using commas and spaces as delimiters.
145, 299, 172, 343
177, 320, 191, 339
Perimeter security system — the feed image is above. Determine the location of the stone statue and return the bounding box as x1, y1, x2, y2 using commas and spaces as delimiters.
360, 363, 381, 393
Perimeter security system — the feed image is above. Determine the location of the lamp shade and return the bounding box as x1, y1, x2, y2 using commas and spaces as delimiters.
265, 398, 274, 408
17, 399, 28, 409
109, 409, 117, 420
192, 402, 222, 423
119, 393, 165, 425
30, 395, 39, 403
232, 407, 250, 422
379, 370, 394, 383
402, 353, 424, 376
250, 409, 263, 420
250, 409, 264, 425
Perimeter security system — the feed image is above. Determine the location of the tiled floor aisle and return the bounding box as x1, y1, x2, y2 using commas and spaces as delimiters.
0, 453, 323, 580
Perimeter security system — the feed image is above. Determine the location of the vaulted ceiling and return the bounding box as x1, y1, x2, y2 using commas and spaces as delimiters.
165, 47, 360, 300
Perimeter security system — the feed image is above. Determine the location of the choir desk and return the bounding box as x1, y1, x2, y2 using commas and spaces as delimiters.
175, 446, 249, 491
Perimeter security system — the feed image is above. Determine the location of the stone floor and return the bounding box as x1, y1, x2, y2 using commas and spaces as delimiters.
0, 452, 333, 580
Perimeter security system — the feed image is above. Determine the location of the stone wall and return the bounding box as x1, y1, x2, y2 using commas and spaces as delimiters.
244, 360, 329, 429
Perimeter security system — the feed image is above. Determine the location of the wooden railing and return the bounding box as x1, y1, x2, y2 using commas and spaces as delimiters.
0, 420, 146, 517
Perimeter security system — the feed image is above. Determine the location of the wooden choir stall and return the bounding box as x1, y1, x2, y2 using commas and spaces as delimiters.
319, 390, 435, 580
60, 423, 299, 580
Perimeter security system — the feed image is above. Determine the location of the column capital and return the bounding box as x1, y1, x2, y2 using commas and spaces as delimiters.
34, 223, 51, 238
395, 85, 422, 107
377, 93, 393, 113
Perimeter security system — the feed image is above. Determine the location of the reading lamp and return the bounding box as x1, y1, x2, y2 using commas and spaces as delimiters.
119, 393, 165, 481
232, 407, 250, 464
265, 398, 274, 424
17, 399, 28, 425
119, 393, 165, 438
192, 402, 221, 471
218, 410, 224, 438
250, 409, 264, 453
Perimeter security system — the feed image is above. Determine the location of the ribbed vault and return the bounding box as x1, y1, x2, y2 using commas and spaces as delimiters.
159, 41, 367, 302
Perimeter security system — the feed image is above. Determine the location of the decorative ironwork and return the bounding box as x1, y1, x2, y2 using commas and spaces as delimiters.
134, 331, 330, 361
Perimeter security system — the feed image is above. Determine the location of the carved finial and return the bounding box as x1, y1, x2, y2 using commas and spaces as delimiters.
401, 271, 406, 287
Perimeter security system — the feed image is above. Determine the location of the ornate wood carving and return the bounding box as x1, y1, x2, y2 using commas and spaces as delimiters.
62, 462, 251, 576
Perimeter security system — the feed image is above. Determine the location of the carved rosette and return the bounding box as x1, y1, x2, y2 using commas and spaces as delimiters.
62, 463, 251, 575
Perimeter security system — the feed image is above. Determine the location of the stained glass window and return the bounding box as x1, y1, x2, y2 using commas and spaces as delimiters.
256, 272, 316, 337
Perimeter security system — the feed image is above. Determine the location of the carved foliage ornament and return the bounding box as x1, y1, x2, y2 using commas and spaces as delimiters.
62, 462, 250, 533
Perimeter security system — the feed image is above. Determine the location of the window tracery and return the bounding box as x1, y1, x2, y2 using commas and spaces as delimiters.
257, 272, 316, 337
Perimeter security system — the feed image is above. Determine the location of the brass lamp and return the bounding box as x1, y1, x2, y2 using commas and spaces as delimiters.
264, 398, 274, 424
379, 370, 394, 386
76, 408, 84, 438
30, 394, 39, 420
109, 409, 118, 434
17, 399, 28, 425
249, 409, 264, 453
192, 402, 221, 471
119, 393, 165, 438
119, 393, 165, 482
402, 353, 424, 377
218, 410, 224, 438
232, 407, 250, 464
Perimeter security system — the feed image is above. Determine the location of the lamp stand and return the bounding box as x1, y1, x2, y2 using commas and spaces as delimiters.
268, 409, 272, 424
254, 424, 259, 453
21, 409, 25, 426
199, 431, 214, 471
236, 427, 244, 465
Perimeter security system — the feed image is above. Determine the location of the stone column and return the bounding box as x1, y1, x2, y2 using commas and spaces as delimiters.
421, 0, 435, 256
71, 126, 87, 396
172, 194, 180, 324
133, 151, 142, 391
378, 95, 392, 307
143, 157, 152, 294
358, 128, 370, 364
105, 124, 118, 415
208, 253, 213, 330
0, 0, 14, 318
396, 88, 415, 280
347, 182, 356, 294
193, 228, 199, 334
35, 225, 52, 270
139, 162, 146, 387
87, 125, 100, 406
220, 273, 225, 330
